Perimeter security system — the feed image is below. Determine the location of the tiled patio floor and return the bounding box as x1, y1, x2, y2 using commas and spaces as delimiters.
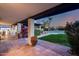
0, 38, 71, 56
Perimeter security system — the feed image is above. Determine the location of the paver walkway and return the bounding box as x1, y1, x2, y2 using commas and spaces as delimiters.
0, 38, 71, 56
37, 40, 71, 56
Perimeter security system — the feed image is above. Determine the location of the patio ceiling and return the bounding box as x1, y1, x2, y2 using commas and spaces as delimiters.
16, 3, 79, 26
31, 3, 79, 19
0, 3, 60, 25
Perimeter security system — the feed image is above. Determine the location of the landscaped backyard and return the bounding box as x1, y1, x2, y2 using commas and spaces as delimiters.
39, 34, 70, 47
35, 29, 70, 47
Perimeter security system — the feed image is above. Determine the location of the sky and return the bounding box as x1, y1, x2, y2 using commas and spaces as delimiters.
35, 9, 79, 27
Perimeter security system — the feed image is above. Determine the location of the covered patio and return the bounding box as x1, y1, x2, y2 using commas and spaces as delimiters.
0, 3, 79, 56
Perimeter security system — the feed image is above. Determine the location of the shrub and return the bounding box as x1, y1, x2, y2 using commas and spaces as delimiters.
65, 21, 79, 55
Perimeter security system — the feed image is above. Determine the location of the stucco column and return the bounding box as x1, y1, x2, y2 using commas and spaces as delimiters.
17, 23, 22, 38
17, 23, 22, 34
28, 18, 34, 45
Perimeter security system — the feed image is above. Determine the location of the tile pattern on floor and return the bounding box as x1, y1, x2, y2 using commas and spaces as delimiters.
0, 38, 71, 56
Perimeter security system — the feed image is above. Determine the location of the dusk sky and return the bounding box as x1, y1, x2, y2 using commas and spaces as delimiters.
35, 9, 79, 27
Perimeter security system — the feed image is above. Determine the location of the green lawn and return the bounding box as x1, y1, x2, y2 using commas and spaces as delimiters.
39, 34, 70, 47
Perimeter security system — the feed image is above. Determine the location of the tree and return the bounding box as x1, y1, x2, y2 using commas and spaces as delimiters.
65, 21, 79, 55
48, 17, 52, 31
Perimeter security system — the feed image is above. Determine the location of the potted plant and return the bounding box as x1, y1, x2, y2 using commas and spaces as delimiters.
31, 36, 37, 46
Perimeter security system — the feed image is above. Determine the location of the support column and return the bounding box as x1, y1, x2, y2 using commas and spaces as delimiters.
17, 23, 22, 34
28, 18, 34, 46
17, 23, 22, 38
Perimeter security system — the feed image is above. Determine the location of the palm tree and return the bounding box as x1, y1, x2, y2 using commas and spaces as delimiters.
48, 17, 52, 31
